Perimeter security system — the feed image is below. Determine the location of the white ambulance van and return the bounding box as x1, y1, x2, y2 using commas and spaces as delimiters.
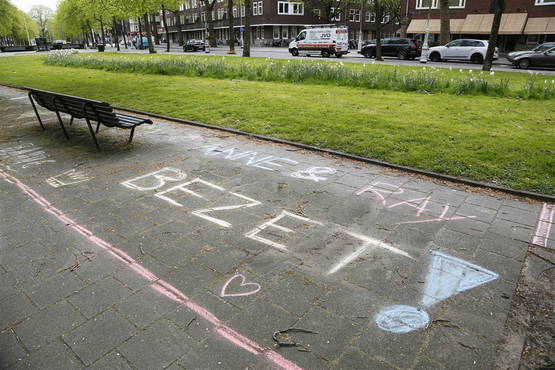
288, 25, 349, 58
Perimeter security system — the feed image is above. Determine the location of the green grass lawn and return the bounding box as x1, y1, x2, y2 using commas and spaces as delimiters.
1, 54, 554, 194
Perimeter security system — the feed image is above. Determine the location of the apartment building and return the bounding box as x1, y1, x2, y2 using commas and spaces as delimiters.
401, 0, 555, 51
163, 0, 399, 47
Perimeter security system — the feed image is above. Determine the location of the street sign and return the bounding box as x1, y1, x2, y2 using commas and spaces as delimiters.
240, 27, 244, 33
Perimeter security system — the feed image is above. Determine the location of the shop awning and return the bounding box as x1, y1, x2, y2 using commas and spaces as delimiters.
406, 18, 465, 34
499, 13, 527, 34
524, 17, 555, 35
461, 14, 494, 34
461, 13, 528, 35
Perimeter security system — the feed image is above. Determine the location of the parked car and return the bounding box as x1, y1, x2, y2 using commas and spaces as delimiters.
510, 46, 555, 69
359, 38, 420, 60
428, 39, 497, 64
507, 42, 555, 64
51, 40, 66, 50
183, 39, 206, 52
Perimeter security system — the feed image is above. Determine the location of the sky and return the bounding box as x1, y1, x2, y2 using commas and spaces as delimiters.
11, 0, 58, 13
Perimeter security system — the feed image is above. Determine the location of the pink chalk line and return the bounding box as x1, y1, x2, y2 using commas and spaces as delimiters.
532, 203, 554, 248
0, 169, 301, 370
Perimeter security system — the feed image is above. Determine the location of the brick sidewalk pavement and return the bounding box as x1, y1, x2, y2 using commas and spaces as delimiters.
0, 86, 553, 369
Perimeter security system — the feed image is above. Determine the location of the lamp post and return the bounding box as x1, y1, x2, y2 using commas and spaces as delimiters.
357, 1, 364, 52
240, 4, 244, 47
419, 3, 432, 63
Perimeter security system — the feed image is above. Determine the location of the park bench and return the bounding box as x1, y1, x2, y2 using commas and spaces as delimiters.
27, 88, 153, 150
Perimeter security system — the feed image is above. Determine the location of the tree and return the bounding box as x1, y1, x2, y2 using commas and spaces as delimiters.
367, 0, 400, 60
161, 0, 185, 46
242, 0, 251, 56
227, 0, 235, 53
1, 1, 39, 45
52, 0, 92, 41
161, 4, 171, 51
202, 0, 218, 47
483, 0, 504, 71
438, 0, 450, 45
29, 5, 53, 38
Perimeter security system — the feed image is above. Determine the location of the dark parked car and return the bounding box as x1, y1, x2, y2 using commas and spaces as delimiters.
359, 38, 420, 60
183, 39, 206, 52
507, 42, 555, 64
511, 46, 555, 69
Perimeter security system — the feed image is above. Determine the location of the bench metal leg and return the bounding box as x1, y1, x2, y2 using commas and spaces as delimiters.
28, 94, 45, 130
69, 116, 74, 126
54, 110, 70, 140
128, 127, 135, 144
85, 118, 101, 151
95, 122, 101, 134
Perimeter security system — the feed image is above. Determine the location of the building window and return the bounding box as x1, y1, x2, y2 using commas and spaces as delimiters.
416, 0, 465, 9
313, 9, 321, 18
258, 1, 263, 15
273, 26, 280, 39
241, 5, 245, 16
382, 14, 390, 23
349, 9, 360, 22
253, 2, 258, 15
282, 27, 289, 39
233, 6, 237, 17
330, 7, 341, 21
535, 0, 555, 4
278, 1, 303, 15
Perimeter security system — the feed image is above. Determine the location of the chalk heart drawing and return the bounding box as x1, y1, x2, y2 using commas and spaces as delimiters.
375, 251, 499, 334
220, 274, 261, 297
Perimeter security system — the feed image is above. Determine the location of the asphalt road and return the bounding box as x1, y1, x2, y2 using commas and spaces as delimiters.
2, 44, 555, 75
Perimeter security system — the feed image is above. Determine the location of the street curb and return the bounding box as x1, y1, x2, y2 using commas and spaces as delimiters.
3, 83, 553, 202
113, 106, 555, 203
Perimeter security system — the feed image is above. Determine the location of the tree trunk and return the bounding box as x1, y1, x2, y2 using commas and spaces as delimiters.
152, 14, 160, 45
143, 13, 157, 53
121, 20, 128, 49
242, 0, 251, 56
375, 0, 383, 60
113, 18, 120, 51
227, 0, 235, 52
483, 0, 504, 71
439, 0, 450, 45
161, 5, 171, 52
99, 18, 105, 46
172, 10, 185, 46
206, 3, 216, 47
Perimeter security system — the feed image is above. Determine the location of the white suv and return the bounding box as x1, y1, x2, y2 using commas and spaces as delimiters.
428, 39, 498, 64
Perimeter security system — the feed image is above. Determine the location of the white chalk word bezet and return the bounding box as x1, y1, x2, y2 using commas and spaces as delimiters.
356, 181, 477, 224
46, 169, 91, 188
155, 178, 261, 228
244, 210, 323, 251
327, 231, 414, 275
0, 142, 55, 171
375, 251, 498, 334
290, 167, 337, 182
220, 274, 261, 297
120, 167, 187, 191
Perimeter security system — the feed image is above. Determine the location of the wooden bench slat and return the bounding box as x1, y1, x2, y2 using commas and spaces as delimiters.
27, 88, 153, 150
